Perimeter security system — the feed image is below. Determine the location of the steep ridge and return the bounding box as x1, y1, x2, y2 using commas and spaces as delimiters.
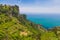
0, 4, 46, 40
0, 4, 60, 40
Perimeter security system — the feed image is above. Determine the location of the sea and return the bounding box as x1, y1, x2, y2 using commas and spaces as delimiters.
26, 14, 60, 29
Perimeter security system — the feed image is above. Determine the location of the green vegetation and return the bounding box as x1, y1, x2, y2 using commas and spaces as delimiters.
0, 4, 60, 40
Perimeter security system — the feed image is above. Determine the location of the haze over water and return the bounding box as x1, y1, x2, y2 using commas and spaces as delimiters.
27, 14, 60, 29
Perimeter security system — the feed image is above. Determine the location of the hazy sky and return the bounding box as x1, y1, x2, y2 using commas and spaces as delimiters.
0, 0, 60, 14
0, 0, 19, 5
20, 0, 60, 14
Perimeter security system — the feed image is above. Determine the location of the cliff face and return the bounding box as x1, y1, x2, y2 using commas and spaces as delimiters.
0, 4, 60, 40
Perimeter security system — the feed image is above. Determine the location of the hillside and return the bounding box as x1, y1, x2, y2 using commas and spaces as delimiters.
0, 4, 60, 40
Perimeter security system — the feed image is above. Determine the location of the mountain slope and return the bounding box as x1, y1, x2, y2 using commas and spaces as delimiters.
0, 4, 46, 40
0, 4, 59, 40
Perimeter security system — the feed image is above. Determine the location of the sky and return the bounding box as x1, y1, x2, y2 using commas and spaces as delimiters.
20, 0, 60, 14
0, 0, 20, 5
0, 0, 60, 14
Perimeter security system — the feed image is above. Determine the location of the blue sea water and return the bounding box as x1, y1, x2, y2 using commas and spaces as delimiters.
26, 14, 60, 29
